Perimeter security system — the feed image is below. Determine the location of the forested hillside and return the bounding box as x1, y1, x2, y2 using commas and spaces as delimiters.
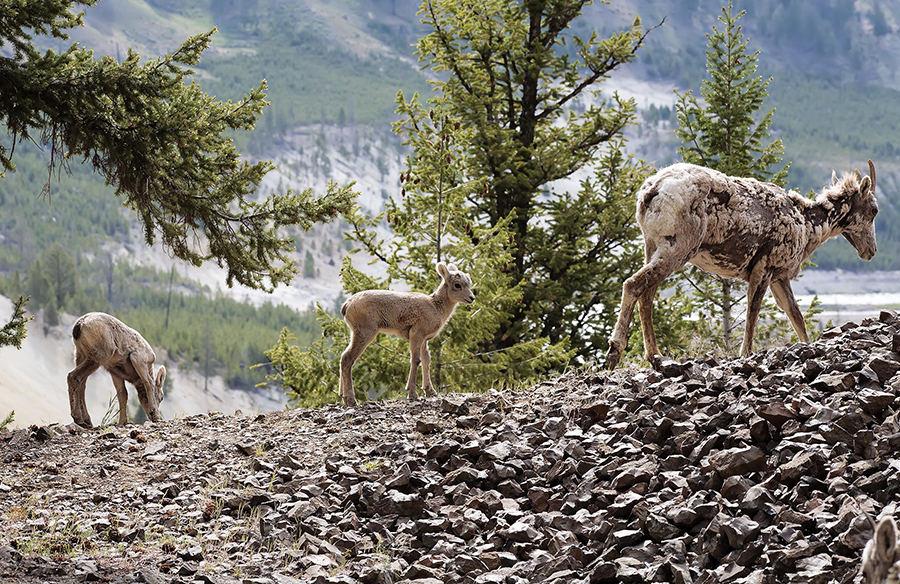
2, 0, 900, 408
49, 0, 900, 271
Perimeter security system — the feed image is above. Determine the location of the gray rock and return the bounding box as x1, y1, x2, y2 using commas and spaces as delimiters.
868, 356, 900, 383
375, 490, 425, 516
779, 451, 826, 485
857, 388, 895, 415
756, 402, 796, 428
705, 446, 767, 478
811, 372, 855, 391
721, 516, 760, 548
504, 518, 541, 543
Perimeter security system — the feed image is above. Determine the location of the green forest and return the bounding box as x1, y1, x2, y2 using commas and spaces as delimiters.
2, 0, 900, 408
0, 144, 320, 388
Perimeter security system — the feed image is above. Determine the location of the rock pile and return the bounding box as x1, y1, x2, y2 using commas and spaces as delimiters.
2, 312, 900, 584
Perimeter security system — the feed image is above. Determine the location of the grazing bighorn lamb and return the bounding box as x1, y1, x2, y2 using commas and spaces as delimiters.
862, 516, 900, 583
67, 312, 166, 427
339, 262, 475, 406
606, 161, 879, 369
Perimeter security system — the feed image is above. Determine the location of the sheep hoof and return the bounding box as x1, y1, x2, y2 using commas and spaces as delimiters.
424, 388, 437, 399
605, 341, 623, 370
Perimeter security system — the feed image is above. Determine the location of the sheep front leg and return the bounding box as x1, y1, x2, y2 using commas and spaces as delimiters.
67, 356, 99, 428
132, 357, 163, 422
770, 278, 809, 344
339, 328, 376, 406
421, 341, 437, 398
406, 333, 425, 400
110, 374, 128, 426
607, 277, 640, 370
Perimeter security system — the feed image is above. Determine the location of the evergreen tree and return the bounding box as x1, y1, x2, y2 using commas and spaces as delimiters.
44, 287, 60, 327
0, 1, 355, 330
303, 251, 316, 279
408, 0, 657, 360
0, 296, 31, 349
26, 260, 50, 307
42, 244, 77, 308
673, 1, 790, 354
265, 98, 572, 407
870, 3, 892, 37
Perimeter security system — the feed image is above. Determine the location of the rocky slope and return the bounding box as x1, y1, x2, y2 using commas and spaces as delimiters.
2, 313, 900, 584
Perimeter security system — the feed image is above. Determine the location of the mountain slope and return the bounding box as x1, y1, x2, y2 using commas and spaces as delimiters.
1, 313, 899, 582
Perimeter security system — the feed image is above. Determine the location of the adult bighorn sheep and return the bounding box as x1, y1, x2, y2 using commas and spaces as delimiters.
862, 516, 900, 583
606, 161, 879, 369
67, 312, 166, 427
339, 262, 475, 406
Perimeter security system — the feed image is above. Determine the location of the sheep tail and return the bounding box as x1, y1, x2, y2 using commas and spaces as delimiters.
340, 297, 351, 317
72, 321, 83, 341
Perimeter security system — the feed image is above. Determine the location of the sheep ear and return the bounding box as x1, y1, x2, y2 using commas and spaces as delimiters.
877, 517, 898, 563
831, 170, 838, 186
447, 263, 458, 272
437, 262, 449, 279
859, 176, 871, 196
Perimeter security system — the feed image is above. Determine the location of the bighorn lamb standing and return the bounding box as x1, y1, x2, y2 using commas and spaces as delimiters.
606, 161, 879, 369
67, 312, 166, 427
862, 516, 900, 583
339, 262, 475, 406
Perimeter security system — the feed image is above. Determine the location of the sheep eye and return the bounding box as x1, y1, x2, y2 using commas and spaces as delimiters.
454, 283, 461, 289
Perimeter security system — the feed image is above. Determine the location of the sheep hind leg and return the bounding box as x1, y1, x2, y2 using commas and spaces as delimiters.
770, 278, 809, 344
740, 269, 773, 358
339, 328, 376, 406
67, 356, 99, 428
111, 374, 128, 426
638, 282, 662, 367
421, 341, 437, 398
607, 254, 684, 370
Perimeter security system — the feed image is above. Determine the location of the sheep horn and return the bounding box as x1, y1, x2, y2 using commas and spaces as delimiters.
868, 159, 876, 192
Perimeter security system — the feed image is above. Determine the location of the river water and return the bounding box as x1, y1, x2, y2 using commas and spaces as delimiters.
791, 270, 900, 327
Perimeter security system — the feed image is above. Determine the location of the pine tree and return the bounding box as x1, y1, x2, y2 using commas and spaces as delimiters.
303, 251, 316, 279
44, 288, 60, 328
408, 0, 657, 361
264, 1, 661, 404
870, 3, 892, 37
42, 244, 77, 308
26, 260, 50, 307
265, 97, 572, 407
0, 1, 355, 332
0, 296, 31, 349
673, 1, 791, 354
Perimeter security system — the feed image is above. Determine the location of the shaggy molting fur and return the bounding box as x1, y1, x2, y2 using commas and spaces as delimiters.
606, 161, 879, 369
863, 517, 900, 584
